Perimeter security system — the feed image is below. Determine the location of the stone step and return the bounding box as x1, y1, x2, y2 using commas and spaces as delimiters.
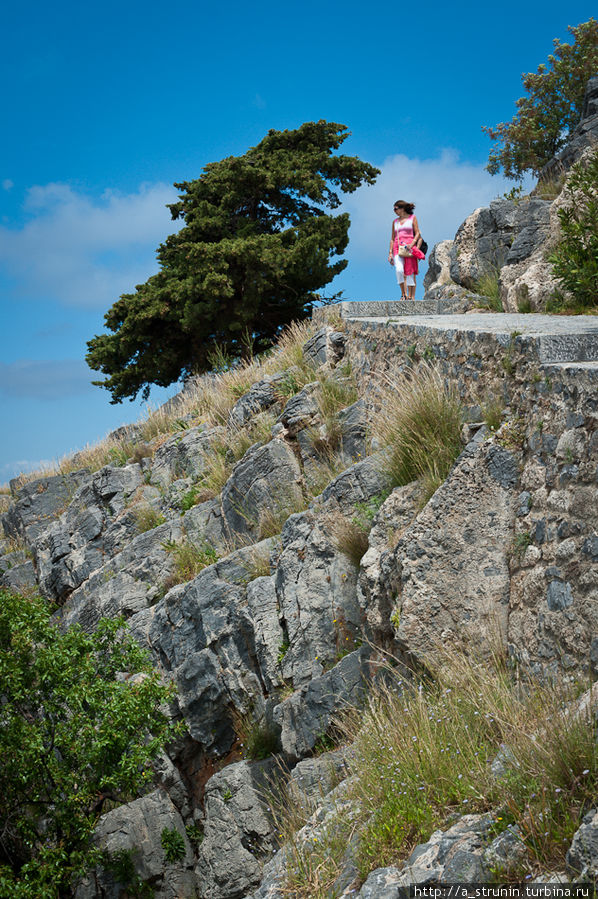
336, 298, 462, 317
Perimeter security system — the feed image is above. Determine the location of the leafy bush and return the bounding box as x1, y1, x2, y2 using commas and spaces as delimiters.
160, 828, 186, 863
0, 590, 178, 896
548, 148, 598, 311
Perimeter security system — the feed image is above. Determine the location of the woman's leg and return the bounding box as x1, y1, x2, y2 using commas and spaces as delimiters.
405, 273, 416, 299
394, 255, 407, 298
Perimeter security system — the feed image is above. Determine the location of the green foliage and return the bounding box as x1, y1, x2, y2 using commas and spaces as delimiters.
244, 720, 280, 761
0, 590, 177, 896
160, 828, 186, 863
473, 267, 503, 311
376, 364, 463, 504
86, 122, 379, 403
483, 19, 598, 179
547, 148, 598, 310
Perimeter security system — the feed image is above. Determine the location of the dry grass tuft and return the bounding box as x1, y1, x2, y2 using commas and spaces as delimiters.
373, 363, 463, 503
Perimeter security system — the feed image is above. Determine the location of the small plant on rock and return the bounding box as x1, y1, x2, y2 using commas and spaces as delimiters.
164, 540, 219, 587
134, 505, 166, 533
160, 827, 186, 863
375, 363, 463, 503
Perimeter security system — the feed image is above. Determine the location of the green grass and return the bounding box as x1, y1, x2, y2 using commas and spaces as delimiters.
163, 540, 219, 587
274, 650, 598, 894
473, 268, 503, 311
134, 505, 166, 533
375, 364, 463, 504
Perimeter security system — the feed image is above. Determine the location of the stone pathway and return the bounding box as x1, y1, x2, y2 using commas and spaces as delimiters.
340, 306, 598, 367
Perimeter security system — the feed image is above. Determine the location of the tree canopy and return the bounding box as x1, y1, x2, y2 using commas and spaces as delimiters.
482, 18, 598, 180
0, 590, 178, 897
86, 121, 379, 403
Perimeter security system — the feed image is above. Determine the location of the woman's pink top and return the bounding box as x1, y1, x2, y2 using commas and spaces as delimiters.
393, 215, 418, 275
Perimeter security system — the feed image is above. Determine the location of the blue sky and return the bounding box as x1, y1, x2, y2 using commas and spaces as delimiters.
1, 0, 596, 483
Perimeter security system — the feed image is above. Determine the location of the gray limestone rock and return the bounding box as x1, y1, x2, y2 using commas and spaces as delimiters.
273, 648, 370, 761
195, 760, 277, 899
35, 463, 146, 602
401, 814, 493, 884
358, 867, 406, 898
566, 808, 598, 877
149, 423, 220, 489
75, 789, 196, 899
277, 383, 321, 437
391, 439, 520, 663
288, 749, 351, 809
320, 454, 392, 514
542, 76, 598, 180
4, 469, 91, 545
274, 508, 362, 686
302, 327, 346, 368
221, 438, 304, 541
228, 376, 285, 429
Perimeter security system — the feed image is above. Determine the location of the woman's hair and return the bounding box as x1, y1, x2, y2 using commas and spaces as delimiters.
394, 200, 415, 215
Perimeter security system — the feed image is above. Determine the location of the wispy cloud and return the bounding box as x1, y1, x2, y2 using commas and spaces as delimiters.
342, 149, 532, 262
0, 358, 95, 400
0, 181, 179, 308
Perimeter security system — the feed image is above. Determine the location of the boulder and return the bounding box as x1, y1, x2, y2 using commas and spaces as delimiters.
195, 760, 278, 899
273, 648, 370, 760
221, 438, 304, 542
567, 808, 598, 878
4, 469, 90, 544
228, 376, 285, 429
391, 439, 520, 664
75, 789, 196, 899
149, 423, 220, 489
302, 326, 346, 368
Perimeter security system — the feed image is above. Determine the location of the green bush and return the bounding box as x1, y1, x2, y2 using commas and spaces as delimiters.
0, 590, 178, 896
548, 148, 598, 311
160, 828, 186, 863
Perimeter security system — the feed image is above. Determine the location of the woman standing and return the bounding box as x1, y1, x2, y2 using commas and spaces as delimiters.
388, 200, 421, 300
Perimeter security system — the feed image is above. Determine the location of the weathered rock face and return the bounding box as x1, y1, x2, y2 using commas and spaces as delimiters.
391, 440, 521, 664
75, 789, 196, 899
424, 76, 598, 312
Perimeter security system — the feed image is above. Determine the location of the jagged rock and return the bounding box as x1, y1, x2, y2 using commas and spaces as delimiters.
321, 454, 392, 515
338, 399, 368, 462
195, 760, 277, 899
391, 440, 520, 663
273, 648, 370, 760
35, 463, 146, 602
401, 814, 493, 883
484, 826, 528, 872
229, 376, 285, 429
358, 867, 406, 898
566, 808, 598, 878
221, 438, 304, 541
147, 540, 280, 754
149, 423, 221, 488
4, 469, 90, 544
277, 382, 321, 437
288, 748, 351, 808
274, 508, 362, 686
57, 518, 184, 632
357, 483, 420, 645
0, 556, 37, 591
75, 789, 195, 899
153, 752, 192, 819
246, 575, 286, 693
423, 239, 456, 293
302, 326, 346, 368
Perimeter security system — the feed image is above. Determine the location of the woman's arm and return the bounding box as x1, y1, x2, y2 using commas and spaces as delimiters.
409, 215, 421, 248
388, 221, 395, 262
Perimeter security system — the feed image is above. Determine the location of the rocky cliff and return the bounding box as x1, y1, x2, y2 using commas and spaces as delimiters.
2, 84, 598, 897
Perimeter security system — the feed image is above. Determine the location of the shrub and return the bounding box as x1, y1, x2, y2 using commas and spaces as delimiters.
375, 364, 463, 503
160, 828, 186, 863
547, 148, 598, 311
329, 514, 370, 568
0, 590, 178, 896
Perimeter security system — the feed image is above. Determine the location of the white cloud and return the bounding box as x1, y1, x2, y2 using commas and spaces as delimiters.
0, 358, 95, 400
342, 149, 533, 263
0, 181, 179, 308
2, 179, 13, 191
1, 458, 55, 486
